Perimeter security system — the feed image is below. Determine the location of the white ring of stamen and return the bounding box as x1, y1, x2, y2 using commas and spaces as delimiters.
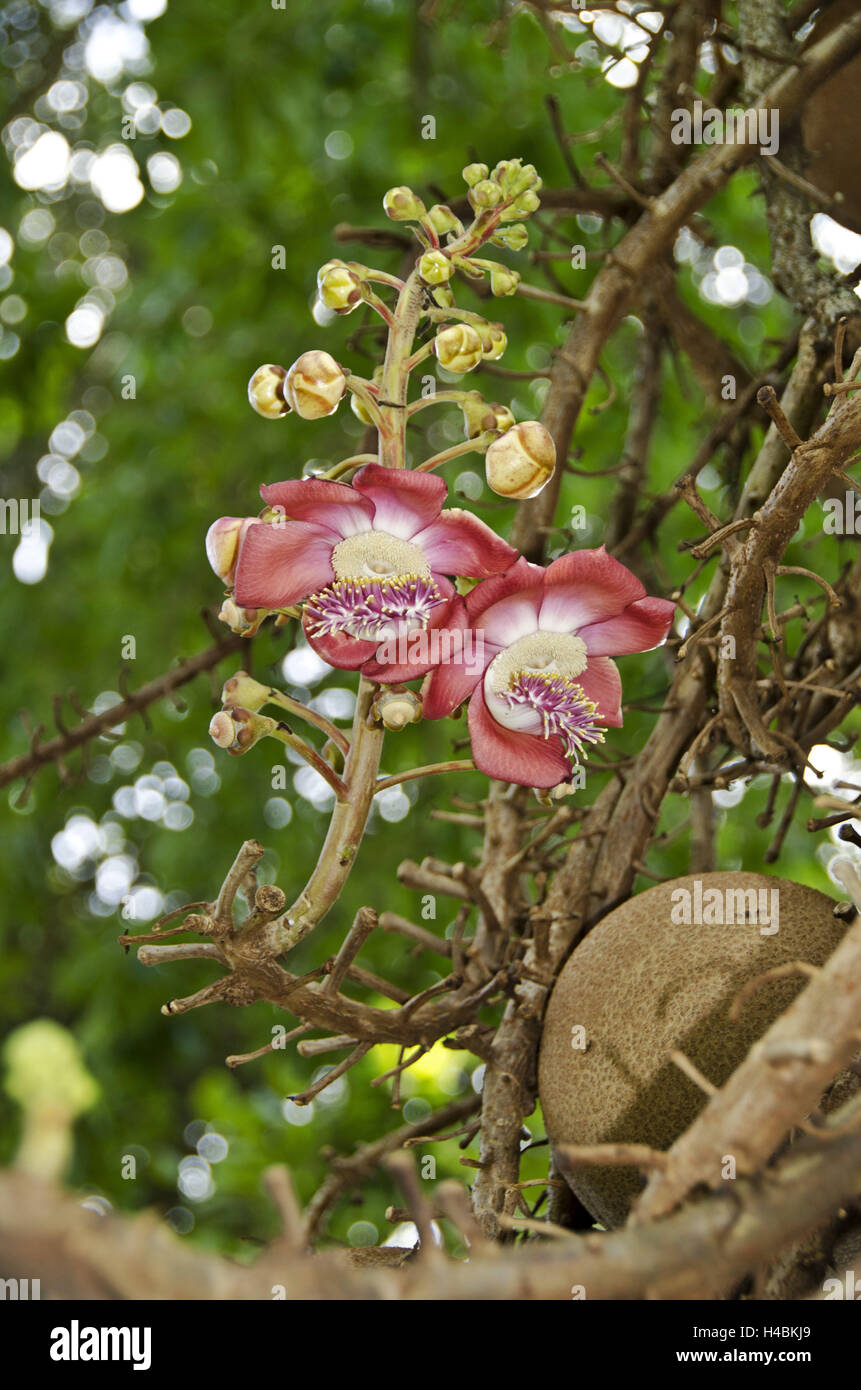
331, 531, 431, 582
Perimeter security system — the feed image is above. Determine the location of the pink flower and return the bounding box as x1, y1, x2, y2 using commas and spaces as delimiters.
222, 465, 516, 668
365, 549, 676, 787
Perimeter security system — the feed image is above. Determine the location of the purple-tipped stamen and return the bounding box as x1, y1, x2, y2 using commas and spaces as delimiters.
304, 574, 442, 641
502, 672, 605, 761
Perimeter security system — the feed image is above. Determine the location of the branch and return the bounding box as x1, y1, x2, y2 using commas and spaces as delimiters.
0, 630, 244, 792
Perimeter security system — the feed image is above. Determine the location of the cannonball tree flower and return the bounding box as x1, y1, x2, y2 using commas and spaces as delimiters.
365, 550, 676, 788
224, 464, 517, 668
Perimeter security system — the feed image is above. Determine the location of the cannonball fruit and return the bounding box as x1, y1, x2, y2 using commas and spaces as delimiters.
538, 872, 851, 1229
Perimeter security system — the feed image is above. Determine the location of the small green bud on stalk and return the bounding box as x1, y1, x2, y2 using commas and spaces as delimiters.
462, 163, 489, 187
247, 363, 290, 419
503, 190, 541, 221
426, 204, 463, 237
418, 249, 454, 285
383, 186, 426, 221
488, 264, 520, 297
434, 323, 484, 374
485, 420, 556, 499
490, 223, 529, 251
285, 350, 347, 418
431, 285, 456, 309
469, 179, 504, 210
221, 671, 271, 712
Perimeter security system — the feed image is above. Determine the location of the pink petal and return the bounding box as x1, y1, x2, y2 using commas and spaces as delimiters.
579, 596, 676, 657
464, 556, 546, 621
463, 557, 545, 646
467, 688, 571, 788
576, 657, 623, 727
421, 611, 493, 718
304, 618, 378, 671
539, 546, 646, 632
352, 464, 445, 539
414, 508, 518, 578
260, 478, 375, 538
234, 521, 335, 608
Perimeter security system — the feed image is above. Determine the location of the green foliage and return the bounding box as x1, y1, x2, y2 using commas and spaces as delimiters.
0, 0, 851, 1257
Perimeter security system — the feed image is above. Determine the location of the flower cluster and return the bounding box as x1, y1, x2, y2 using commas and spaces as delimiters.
206, 159, 675, 790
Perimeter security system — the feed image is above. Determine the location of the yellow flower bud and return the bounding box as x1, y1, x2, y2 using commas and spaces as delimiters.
461, 392, 498, 439
418, 250, 453, 285
489, 264, 520, 297
373, 688, 422, 731
218, 599, 267, 636
477, 322, 507, 361
462, 162, 489, 187
485, 421, 556, 500
434, 323, 484, 375
317, 263, 362, 313
284, 350, 347, 419
247, 363, 290, 419
383, 186, 426, 221
206, 516, 256, 584
491, 403, 516, 432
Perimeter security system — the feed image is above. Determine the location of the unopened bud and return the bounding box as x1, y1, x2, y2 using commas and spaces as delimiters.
434, 323, 484, 375
209, 706, 277, 755
351, 366, 382, 424
373, 688, 422, 731
485, 421, 556, 500
491, 403, 516, 432
488, 264, 520, 297
426, 204, 463, 237
218, 599, 267, 637
469, 179, 503, 210
462, 163, 489, 187
462, 395, 516, 440
491, 223, 529, 251
505, 190, 541, 220
221, 671, 270, 712
209, 710, 236, 749
284, 350, 347, 419
247, 363, 290, 419
493, 159, 541, 198
383, 186, 426, 221
431, 285, 455, 309
477, 322, 507, 361
206, 516, 256, 584
418, 250, 453, 285
317, 262, 362, 313
461, 392, 498, 440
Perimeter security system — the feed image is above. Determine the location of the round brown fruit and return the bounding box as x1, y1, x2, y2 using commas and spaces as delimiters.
538, 871, 851, 1229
